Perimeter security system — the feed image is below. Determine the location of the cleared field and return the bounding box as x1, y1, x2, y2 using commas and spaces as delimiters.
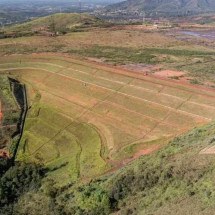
0, 54, 215, 184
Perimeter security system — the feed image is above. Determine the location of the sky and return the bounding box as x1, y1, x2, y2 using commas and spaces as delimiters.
0, 0, 122, 2
0, 0, 123, 6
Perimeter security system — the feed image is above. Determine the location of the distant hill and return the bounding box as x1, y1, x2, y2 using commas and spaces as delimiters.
105, 0, 215, 17
2, 13, 106, 37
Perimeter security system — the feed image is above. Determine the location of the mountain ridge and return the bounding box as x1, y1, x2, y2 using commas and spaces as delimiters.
105, 0, 215, 17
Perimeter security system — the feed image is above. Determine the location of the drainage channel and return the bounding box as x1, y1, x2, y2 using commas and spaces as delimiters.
8, 77, 28, 163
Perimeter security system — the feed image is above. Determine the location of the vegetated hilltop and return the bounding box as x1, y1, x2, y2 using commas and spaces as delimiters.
105, 0, 215, 16
1, 13, 106, 37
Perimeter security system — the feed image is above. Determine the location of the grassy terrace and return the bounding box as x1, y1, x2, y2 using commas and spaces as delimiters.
1, 19, 215, 85
0, 54, 215, 185
1, 13, 215, 214
0, 41, 214, 83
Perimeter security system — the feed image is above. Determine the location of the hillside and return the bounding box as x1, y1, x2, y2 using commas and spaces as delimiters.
1, 13, 105, 37
0, 76, 20, 157
105, 0, 215, 17
0, 53, 215, 187
1, 7, 215, 214
1, 116, 215, 214
64, 121, 215, 214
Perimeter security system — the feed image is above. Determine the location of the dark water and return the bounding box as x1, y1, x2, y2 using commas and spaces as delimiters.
181, 30, 215, 40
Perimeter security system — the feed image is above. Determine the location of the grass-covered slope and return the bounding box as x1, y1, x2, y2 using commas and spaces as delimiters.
1, 55, 215, 214
3, 13, 105, 37
0, 76, 18, 112
17, 103, 108, 186
104, 122, 215, 214
2, 120, 215, 215
1, 53, 215, 188
0, 76, 20, 148
106, 0, 215, 16
52, 121, 215, 214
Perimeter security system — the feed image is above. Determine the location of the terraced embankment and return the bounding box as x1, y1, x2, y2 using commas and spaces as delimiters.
0, 54, 215, 185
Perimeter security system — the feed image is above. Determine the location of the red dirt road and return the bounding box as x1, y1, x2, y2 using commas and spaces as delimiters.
0, 150, 9, 158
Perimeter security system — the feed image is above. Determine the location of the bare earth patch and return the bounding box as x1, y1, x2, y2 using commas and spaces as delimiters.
120, 64, 159, 74
0, 101, 3, 125
200, 146, 215, 154
204, 81, 215, 88
153, 70, 186, 78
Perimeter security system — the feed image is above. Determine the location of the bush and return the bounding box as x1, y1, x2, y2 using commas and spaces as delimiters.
0, 163, 45, 207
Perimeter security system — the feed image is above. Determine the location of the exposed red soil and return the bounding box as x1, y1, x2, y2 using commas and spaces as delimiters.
122, 144, 162, 165
0, 112, 2, 123
154, 70, 185, 78
105, 144, 163, 176
0, 101, 3, 124
153, 70, 195, 85
0, 150, 9, 158
120, 64, 158, 74
200, 146, 215, 154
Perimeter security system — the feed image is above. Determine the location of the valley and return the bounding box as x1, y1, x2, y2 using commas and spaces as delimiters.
0, 7, 215, 215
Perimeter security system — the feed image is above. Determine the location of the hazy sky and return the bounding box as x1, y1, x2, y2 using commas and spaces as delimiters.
0, 0, 123, 6
0, 0, 122, 2
0, 0, 124, 10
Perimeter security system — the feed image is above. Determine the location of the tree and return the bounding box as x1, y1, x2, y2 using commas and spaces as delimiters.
49, 16, 57, 36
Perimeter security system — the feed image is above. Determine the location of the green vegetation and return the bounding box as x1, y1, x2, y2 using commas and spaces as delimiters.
0, 44, 214, 83
1, 55, 215, 184
0, 76, 20, 149
2, 13, 106, 37
2, 121, 215, 214
146, 48, 215, 57
69, 45, 215, 82
69, 46, 157, 64
1, 13, 215, 214
69, 45, 215, 63
105, 0, 215, 17
104, 123, 215, 214
0, 162, 45, 215
53, 121, 215, 214
0, 75, 18, 111
17, 103, 107, 186
0, 56, 213, 214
